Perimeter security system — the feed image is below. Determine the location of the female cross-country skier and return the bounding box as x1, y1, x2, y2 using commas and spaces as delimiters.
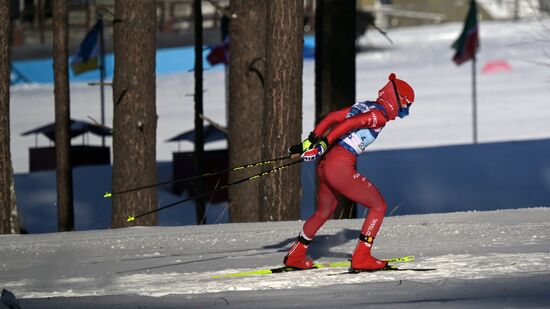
285, 73, 415, 271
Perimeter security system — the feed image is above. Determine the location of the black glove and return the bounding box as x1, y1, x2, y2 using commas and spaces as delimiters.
288, 132, 320, 155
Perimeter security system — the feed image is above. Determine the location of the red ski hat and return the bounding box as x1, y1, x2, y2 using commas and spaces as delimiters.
377, 73, 415, 120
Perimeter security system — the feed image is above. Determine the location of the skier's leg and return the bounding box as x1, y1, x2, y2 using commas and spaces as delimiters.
340, 177, 387, 238
302, 178, 339, 239
323, 146, 388, 270
343, 180, 388, 270
283, 234, 314, 269
284, 158, 339, 269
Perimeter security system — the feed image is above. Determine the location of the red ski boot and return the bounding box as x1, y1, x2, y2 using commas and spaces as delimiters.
351, 235, 388, 271
283, 235, 314, 269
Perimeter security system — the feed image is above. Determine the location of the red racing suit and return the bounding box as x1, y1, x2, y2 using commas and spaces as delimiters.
302, 100, 390, 240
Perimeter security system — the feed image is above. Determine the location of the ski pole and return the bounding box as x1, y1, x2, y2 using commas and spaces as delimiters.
126, 158, 303, 222
104, 154, 296, 198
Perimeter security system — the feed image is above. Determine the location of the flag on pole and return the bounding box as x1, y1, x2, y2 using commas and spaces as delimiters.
451, 0, 479, 65
71, 20, 102, 75
206, 38, 229, 66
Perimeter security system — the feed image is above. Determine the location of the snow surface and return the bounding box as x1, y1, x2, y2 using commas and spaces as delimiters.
1, 208, 549, 307
477, 0, 542, 19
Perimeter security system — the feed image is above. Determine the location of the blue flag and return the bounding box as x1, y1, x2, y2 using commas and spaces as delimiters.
71, 20, 102, 75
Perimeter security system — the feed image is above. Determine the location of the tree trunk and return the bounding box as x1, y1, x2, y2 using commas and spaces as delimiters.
260, 0, 303, 221
227, 0, 266, 222
315, 0, 357, 219
10, 165, 20, 234
0, 0, 12, 234
52, 0, 74, 231
193, 0, 206, 225
112, 0, 158, 228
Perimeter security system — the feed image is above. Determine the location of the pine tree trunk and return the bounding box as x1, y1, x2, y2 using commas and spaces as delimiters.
52, 0, 75, 231
10, 165, 20, 234
193, 0, 206, 224
112, 0, 158, 227
227, 0, 266, 222
0, 0, 12, 234
315, 0, 357, 219
260, 0, 303, 221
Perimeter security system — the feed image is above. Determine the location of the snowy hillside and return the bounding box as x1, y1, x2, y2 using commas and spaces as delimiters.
9, 18, 550, 234
10, 19, 550, 173
1, 208, 549, 307
4, 17, 550, 308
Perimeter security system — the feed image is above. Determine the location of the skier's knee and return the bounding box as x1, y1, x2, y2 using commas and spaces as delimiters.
315, 209, 332, 222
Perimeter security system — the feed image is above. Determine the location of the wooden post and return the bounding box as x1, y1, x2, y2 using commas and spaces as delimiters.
472, 54, 478, 144
99, 19, 106, 147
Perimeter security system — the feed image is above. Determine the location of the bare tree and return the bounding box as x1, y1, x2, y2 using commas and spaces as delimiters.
193, 0, 206, 224
52, 0, 75, 231
9, 165, 19, 233
315, 0, 357, 219
0, 0, 12, 234
228, 0, 267, 222
259, 0, 303, 221
111, 0, 158, 227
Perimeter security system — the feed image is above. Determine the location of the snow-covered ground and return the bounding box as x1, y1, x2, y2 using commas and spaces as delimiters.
1, 208, 549, 307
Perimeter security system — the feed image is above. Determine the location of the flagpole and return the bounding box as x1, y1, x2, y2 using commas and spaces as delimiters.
98, 18, 106, 147
472, 53, 477, 144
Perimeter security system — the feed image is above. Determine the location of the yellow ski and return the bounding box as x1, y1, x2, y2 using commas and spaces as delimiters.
212, 255, 415, 278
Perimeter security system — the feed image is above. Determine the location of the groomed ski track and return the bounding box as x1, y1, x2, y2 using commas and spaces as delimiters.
2, 208, 549, 308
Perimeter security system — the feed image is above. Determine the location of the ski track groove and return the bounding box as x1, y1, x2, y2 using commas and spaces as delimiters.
6, 252, 550, 299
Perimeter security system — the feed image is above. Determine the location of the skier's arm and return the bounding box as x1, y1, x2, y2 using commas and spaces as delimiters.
325, 110, 387, 144
312, 107, 350, 137
289, 107, 351, 156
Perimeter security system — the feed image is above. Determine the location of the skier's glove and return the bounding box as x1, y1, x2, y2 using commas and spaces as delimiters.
288, 132, 320, 156
301, 137, 328, 161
